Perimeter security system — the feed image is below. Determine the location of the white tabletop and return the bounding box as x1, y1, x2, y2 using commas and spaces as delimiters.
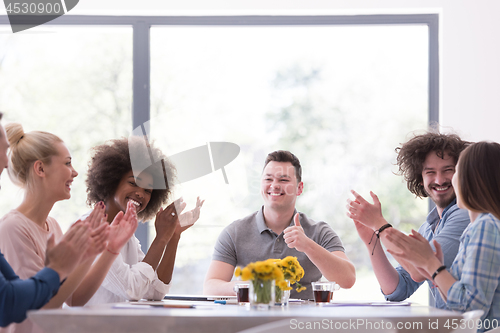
28, 301, 463, 333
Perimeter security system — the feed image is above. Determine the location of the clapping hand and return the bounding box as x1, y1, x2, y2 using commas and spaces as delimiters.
155, 197, 186, 243
385, 228, 444, 277
176, 196, 205, 235
346, 190, 388, 230
107, 200, 139, 255
82, 202, 110, 261
45, 223, 91, 280
353, 219, 378, 246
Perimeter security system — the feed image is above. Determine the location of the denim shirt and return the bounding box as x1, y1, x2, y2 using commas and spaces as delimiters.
384, 200, 470, 308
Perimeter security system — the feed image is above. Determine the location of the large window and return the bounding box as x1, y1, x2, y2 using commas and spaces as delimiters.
0, 15, 438, 304
0, 26, 132, 227
150, 24, 430, 302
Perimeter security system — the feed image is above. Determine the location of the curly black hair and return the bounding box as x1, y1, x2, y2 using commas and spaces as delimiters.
86, 136, 176, 221
395, 131, 470, 198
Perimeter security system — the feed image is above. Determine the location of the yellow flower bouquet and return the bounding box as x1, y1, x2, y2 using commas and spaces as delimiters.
277, 256, 306, 293
234, 256, 306, 308
273, 256, 306, 305
235, 258, 284, 308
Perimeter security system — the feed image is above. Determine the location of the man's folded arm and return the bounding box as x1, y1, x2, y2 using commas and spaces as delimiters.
203, 260, 236, 296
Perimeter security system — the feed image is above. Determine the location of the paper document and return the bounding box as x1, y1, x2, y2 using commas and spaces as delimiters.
326, 301, 411, 307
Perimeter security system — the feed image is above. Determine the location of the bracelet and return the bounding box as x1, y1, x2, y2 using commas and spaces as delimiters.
432, 265, 446, 280
107, 248, 120, 256
368, 223, 392, 255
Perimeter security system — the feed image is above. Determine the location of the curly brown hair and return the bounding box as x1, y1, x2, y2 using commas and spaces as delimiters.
86, 136, 176, 221
396, 131, 470, 198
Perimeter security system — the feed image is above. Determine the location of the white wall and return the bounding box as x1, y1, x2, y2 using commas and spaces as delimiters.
23, 0, 500, 142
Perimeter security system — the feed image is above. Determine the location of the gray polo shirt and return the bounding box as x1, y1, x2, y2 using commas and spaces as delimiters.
213, 206, 345, 299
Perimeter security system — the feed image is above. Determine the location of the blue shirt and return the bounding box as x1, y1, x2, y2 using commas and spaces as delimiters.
0, 251, 60, 327
384, 200, 470, 308
448, 213, 500, 333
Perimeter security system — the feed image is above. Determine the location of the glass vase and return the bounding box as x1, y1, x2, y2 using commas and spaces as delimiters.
275, 280, 291, 307
250, 279, 275, 310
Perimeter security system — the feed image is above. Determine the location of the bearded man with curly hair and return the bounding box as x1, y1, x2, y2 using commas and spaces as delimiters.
346, 131, 471, 308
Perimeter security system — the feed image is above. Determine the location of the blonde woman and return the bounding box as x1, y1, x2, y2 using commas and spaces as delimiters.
0, 123, 138, 333
0, 113, 91, 327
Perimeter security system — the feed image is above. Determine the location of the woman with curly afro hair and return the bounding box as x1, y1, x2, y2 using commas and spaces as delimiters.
84, 136, 204, 305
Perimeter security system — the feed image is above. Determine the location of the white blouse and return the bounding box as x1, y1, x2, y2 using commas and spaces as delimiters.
85, 234, 170, 306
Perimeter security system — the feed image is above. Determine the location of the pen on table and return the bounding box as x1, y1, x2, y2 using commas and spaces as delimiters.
214, 299, 238, 305
150, 304, 194, 308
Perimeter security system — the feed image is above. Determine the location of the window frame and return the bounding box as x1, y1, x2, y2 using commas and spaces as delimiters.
0, 13, 439, 250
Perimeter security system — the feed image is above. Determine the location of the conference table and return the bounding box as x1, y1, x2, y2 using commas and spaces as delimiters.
28, 298, 463, 333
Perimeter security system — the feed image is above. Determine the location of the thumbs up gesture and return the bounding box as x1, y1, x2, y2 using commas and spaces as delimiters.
283, 213, 311, 252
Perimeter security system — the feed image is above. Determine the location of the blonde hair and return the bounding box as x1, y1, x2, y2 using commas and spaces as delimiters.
5, 123, 63, 191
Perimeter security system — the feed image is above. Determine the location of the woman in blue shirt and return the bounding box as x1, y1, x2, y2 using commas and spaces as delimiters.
385, 141, 500, 332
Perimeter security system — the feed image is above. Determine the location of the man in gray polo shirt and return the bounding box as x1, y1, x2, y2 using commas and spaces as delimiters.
204, 150, 356, 300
